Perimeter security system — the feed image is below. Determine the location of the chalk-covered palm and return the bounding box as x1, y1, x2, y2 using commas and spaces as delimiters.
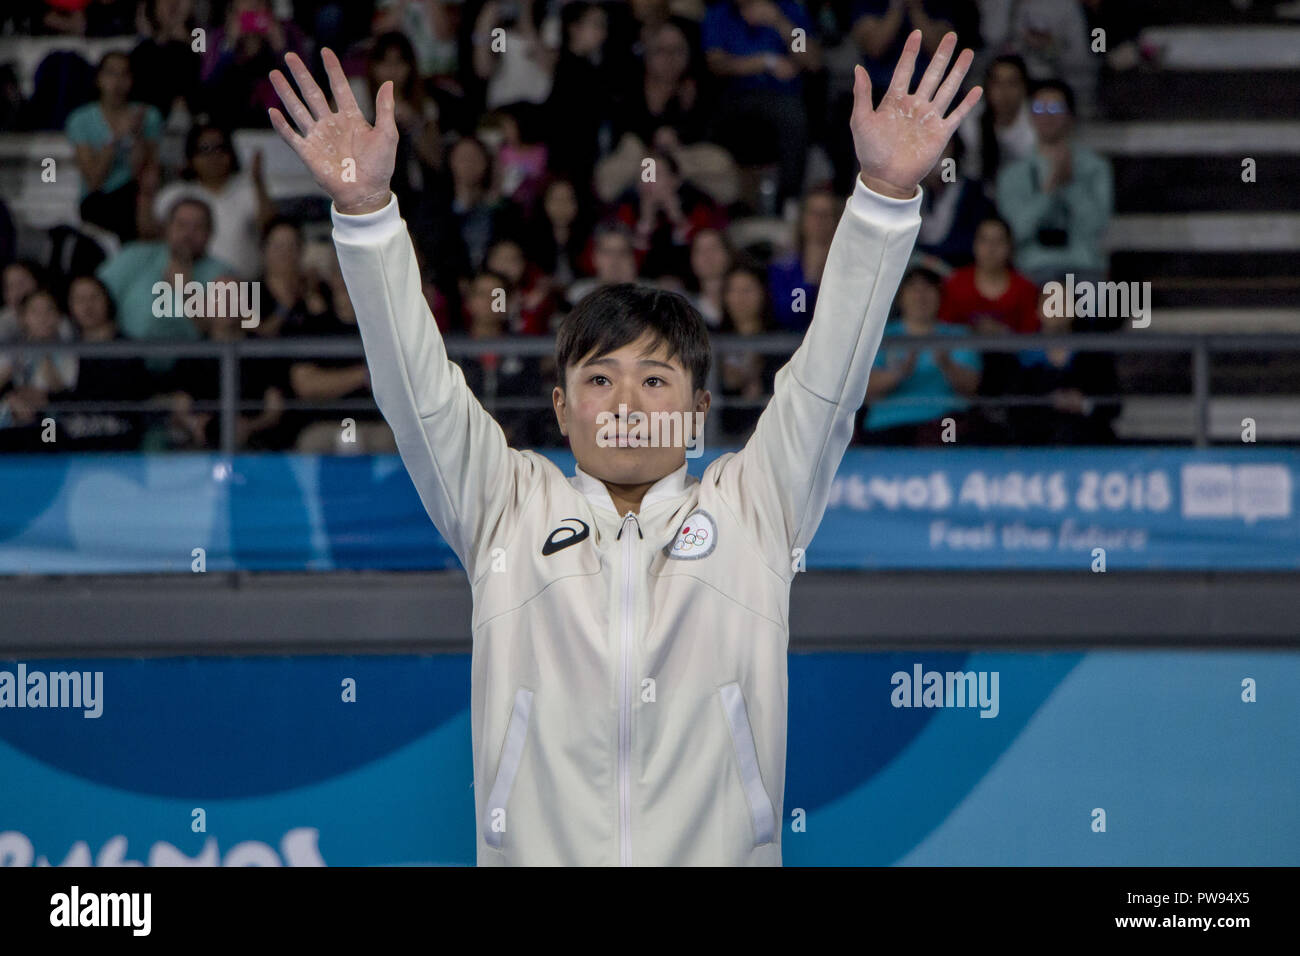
267, 48, 398, 215
852, 30, 983, 199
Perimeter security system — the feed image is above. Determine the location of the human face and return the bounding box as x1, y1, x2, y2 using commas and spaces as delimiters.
1031, 89, 1071, 144
373, 47, 411, 92
645, 24, 688, 80
544, 180, 577, 226
571, 8, 608, 56
97, 55, 131, 103
690, 229, 729, 282
20, 293, 60, 341
449, 139, 488, 189
262, 223, 301, 272
485, 242, 525, 285
594, 234, 637, 282
467, 276, 503, 328
800, 193, 838, 245
987, 63, 1026, 121
165, 203, 212, 260
553, 331, 710, 488
68, 277, 110, 331
973, 221, 1011, 271
723, 272, 764, 330
191, 130, 233, 183
900, 276, 941, 322
3, 264, 37, 308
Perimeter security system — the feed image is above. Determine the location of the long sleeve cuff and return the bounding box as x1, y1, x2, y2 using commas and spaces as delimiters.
848, 175, 923, 228
330, 192, 402, 243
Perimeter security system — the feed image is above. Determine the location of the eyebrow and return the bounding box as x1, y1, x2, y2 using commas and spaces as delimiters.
581, 357, 678, 371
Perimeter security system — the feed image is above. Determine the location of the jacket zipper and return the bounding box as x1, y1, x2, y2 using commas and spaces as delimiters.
616, 511, 642, 866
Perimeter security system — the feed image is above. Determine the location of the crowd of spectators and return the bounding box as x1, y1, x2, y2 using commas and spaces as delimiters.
0, 0, 1136, 452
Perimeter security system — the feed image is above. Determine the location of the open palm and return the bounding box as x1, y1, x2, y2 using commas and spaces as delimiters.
851, 30, 982, 199
268, 48, 398, 215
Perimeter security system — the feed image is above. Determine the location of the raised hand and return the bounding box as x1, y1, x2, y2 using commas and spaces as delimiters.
268, 48, 397, 215
851, 30, 982, 199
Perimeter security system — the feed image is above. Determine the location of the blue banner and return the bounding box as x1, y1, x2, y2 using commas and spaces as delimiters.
1, 652, 1296, 866
0, 448, 1296, 572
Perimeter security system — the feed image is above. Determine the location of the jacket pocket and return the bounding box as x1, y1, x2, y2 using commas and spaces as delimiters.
718, 682, 776, 847
483, 687, 533, 850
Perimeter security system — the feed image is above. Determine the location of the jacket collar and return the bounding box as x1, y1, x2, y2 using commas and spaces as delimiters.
570, 461, 692, 516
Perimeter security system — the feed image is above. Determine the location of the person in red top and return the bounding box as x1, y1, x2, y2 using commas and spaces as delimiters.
607, 147, 728, 280
938, 215, 1040, 443
938, 216, 1040, 334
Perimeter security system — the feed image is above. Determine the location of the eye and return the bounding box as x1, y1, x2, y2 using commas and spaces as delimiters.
645, 376, 664, 387
589, 374, 609, 386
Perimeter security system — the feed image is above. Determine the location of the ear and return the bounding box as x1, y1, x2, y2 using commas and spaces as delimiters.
551, 384, 568, 437
694, 388, 711, 416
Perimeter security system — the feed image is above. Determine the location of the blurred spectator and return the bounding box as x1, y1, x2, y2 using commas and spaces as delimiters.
201, 0, 308, 129
472, 0, 559, 110
686, 227, 736, 330
517, 176, 594, 292
460, 269, 549, 447
0, 289, 78, 446
0, 64, 24, 132
488, 104, 548, 215
995, 78, 1112, 286
289, 242, 394, 453
351, 31, 444, 220
607, 147, 728, 280
483, 237, 557, 335
94, 197, 236, 376
566, 221, 640, 307
44, 275, 156, 450
66, 51, 163, 242
0, 199, 16, 278
939, 214, 1040, 441
938, 216, 1039, 334
702, 0, 818, 210
1, 261, 45, 344
424, 134, 520, 290
859, 265, 981, 444
957, 53, 1034, 196
767, 186, 842, 332
603, 0, 700, 95
716, 263, 780, 439
1001, 0, 1096, 118
1079, 0, 1158, 72
1009, 285, 1121, 444
608, 20, 709, 155
40, 0, 137, 36
849, 0, 981, 106
544, 1, 613, 193
371, 0, 460, 79
130, 0, 205, 123
914, 134, 995, 269
141, 122, 274, 279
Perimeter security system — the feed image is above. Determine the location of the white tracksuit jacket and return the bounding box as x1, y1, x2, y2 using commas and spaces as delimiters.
330, 175, 924, 866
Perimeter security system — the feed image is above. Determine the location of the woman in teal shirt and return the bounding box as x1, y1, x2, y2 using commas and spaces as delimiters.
65, 51, 164, 243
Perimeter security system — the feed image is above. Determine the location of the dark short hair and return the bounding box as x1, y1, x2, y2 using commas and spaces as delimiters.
1029, 78, 1076, 117
166, 196, 214, 231
64, 273, 118, 325
555, 282, 711, 394
260, 214, 300, 245
184, 121, 241, 176
974, 215, 1013, 240
901, 265, 944, 289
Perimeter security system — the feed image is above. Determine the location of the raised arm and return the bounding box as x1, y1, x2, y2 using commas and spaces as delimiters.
268, 49, 529, 575
717, 30, 981, 575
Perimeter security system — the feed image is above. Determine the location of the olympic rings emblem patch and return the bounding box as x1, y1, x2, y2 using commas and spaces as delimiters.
663, 509, 717, 560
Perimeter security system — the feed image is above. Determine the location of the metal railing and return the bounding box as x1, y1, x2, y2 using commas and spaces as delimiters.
3, 331, 1300, 453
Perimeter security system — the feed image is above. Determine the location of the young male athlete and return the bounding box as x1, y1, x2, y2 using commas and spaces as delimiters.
268, 31, 981, 865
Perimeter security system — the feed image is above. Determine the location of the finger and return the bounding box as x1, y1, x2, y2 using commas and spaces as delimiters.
375, 80, 397, 138
851, 63, 873, 120
943, 85, 983, 129
284, 51, 332, 121
322, 47, 363, 118
932, 46, 974, 115
269, 68, 314, 134
887, 29, 922, 100
915, 31, 956, 102
268, 106, 308, 157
